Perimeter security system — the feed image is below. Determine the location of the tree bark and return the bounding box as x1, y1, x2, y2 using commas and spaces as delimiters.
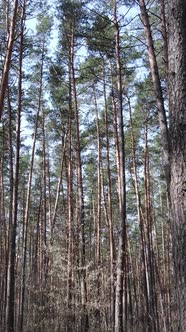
167, 1, 186, 329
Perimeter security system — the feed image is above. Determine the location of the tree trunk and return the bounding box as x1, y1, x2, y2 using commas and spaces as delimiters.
103, 64, 116, 331
93, 85, 101, 269
128, 97, 151, 330
7, 3, 25, 328
159, 0, 168, 78
113, 2, 127, 331
19, 52, 41, 332
167, 1, 186, 329
0, 155, 6, 331
138, 0, 170, 174
0, 0, 18, 119
66, 73, 74, 331
70, 24, 89, 332
19, 8, 41, 330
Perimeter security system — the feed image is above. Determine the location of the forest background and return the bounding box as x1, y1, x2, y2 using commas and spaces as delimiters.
0, 0, 184, 331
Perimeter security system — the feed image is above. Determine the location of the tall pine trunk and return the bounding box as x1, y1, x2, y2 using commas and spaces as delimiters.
7, 3, 24, 329
113, 2, 127, 331
103, 64, 116, 331
167, 1, 186, 329
70, 24, 89, 332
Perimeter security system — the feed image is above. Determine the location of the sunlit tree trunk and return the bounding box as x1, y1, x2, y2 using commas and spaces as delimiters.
41, 110, 47, 279
66, 60, 74, 330
103, 64, 116, 331
70, 24, 89, 331
113, 2, 127, 331
109, 62, 121, 211
93, 85, 101, 270
92, 84, 102, 327
51, 132, 67, 239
